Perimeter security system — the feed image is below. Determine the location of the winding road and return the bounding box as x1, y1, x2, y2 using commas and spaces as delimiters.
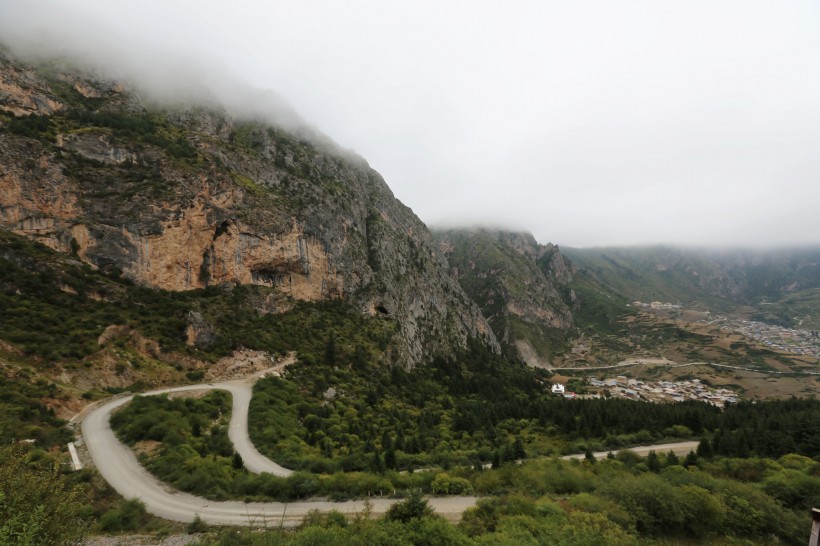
80, 375, 476, 526
80, 373, 702, 527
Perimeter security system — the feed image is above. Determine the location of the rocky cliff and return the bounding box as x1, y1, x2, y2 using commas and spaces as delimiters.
0, 48, 497, 367
433, 228, 575, 367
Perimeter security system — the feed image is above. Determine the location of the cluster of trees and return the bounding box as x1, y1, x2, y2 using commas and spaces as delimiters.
183, 454, 813, 545
471, 455, 812, 542
111, 392, 241, 498
110, 391, 438, 501
244, 336, 820, 475
710, 397, 820, 459
246, 340, 727, 474
247, 341, 554, 472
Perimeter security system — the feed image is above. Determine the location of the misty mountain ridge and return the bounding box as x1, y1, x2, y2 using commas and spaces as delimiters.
2, 43, 818, 375
0, 46, 497, 368
562, 245, 820, 308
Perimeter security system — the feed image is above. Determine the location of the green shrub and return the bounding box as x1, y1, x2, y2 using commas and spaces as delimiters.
0, 446, 90, 544
431, 473, 474, 495
98, 498, 149, 532
385, 490, 434, 523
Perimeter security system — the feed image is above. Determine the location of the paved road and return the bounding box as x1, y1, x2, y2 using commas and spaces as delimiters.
562, 440, 700, 460
81, 378, 476, 526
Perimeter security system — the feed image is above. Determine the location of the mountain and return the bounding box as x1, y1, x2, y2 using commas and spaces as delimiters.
0, 47, 497, 368
563, 245, 820, 316
434, 229, 576, 367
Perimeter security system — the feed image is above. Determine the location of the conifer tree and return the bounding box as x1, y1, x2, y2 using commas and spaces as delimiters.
646, 450, 661, 473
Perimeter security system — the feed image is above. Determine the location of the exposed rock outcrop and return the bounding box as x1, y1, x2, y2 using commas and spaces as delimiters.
434, 228, 576, 367
0, 48, 497, 367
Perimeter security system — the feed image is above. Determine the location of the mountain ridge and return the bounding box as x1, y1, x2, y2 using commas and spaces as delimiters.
433, 228, 576, 367
0, 47, 498, 368
563, 244, 820, 310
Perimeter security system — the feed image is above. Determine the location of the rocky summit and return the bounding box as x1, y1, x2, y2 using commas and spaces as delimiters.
0, 48, 497, 368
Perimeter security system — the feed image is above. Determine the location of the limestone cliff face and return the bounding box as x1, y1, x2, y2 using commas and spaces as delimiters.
0, 56, 64, 116
0, 49, 497, 367
434, 229, 575, 367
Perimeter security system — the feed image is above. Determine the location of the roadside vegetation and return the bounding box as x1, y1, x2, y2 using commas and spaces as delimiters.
183, 453, 814, 545
0, 365, 73, 448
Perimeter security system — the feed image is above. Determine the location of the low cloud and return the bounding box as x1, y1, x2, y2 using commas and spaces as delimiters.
0, 1, 302, 129
2, 1, 820, 248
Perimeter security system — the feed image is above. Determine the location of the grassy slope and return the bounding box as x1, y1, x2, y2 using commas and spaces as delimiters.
563, 246, 737, 308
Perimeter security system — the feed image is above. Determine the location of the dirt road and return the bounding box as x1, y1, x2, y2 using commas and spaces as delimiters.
562, 440, 700, 460
80, 378, 476, 526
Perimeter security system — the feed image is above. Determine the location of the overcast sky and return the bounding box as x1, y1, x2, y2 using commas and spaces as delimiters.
2, 1, 820, 247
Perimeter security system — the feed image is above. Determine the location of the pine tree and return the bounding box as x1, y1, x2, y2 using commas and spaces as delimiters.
646, 450, 661, 473
491, 449, 501, 469
513, 437, 526, 460
371, 450, 385, 474
697, 438, 714, 459
324, 335, 337, 365
683, 451, 699, 468
384, 445, 397, 470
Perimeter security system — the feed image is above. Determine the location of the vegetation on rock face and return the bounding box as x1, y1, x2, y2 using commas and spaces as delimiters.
434, 229, 575, 365
0, 48, 495, 369
0, 230, 190, 361
0, 229, 396, 366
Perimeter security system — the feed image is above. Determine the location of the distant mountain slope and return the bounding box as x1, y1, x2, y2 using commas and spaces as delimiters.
0, 47, 497, 367
563, 245, 820, 316
434, 229, 575, 367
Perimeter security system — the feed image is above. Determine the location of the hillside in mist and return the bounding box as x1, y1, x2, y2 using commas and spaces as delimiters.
0, 46, 497, 368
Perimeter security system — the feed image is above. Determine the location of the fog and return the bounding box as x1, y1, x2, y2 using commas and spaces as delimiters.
2, 1, 820, 248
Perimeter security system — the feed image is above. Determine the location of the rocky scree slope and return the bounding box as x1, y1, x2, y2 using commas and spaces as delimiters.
434, 229, 576, 367
0, 49, 497, 367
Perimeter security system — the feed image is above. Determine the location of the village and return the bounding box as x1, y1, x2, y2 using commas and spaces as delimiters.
551, 377, 740, 408
711, 315, 820, 360
632, 301, 820, 361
